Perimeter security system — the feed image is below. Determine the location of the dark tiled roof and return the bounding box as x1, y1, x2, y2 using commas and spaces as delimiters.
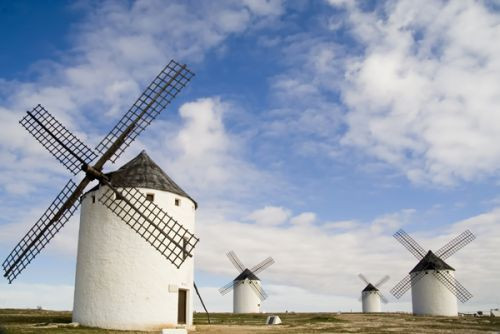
90, 150, 197, 208
362, 283, 379, 292
234, 268, 260, 281
410, 250, 454, 273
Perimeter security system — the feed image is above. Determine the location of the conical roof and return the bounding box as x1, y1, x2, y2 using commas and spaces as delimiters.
234, 268, 260, 281
91, 150, 197, 208
410, 250, 454, 273
362, 283, 379, 292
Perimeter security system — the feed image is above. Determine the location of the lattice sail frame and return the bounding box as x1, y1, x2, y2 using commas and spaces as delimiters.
227, 250, 245, 273
390, 272, 425, 299
2, 180, 79, 283
250, 257, 275, 275
95, 60, 195, 162
99, 186, 198, 268
20, 105, 97, 175
435, 230, 476, 260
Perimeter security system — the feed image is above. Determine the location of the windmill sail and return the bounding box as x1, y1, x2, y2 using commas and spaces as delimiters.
394, 229, 426, 260
390, 271, 425, 299
433, 271, 473, 303
20, 105, 97, 175
95, 60, 194, 163
250, 256, 275, 275
227, 251, 245, 273
2, 180, 82, 282
248, 280, 268, 300
99, 185, 198, 268
435, 230, 475, 260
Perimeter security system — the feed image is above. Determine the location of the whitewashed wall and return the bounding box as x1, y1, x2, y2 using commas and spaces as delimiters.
361, 291, 381, 313
233, 279, 262, 313
73, 186, 196, 330
411, 270, 458, 316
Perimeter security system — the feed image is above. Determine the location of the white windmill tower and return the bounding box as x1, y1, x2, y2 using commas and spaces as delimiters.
390, 229, 475, 316
2, 60, 199, 331
219, 251, 275, 313
358, 274, 390, 313
74, 151, 198, 330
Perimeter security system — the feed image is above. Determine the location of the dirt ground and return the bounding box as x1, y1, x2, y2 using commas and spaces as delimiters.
0, 309, 499, 334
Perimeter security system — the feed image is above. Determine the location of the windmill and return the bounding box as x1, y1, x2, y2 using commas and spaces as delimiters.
390, 229, 475, 316
2, 60, 199, 330
358, 274, 390, 313
219, 250, 275, 313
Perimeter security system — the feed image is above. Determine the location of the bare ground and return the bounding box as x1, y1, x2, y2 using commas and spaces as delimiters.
0, 309, 499, 334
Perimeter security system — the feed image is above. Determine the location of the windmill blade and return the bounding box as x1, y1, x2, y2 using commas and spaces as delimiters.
435, 230, 476, 260
358, 273, 370, 285
248, 280, 268, 301
394, 229, 426, 260
433, 271, 473, 303
374, 275, 390, 288
226, 251, 245, 273
390, 271, 425, 299
378, 291, 389, 304
218, 280, 235, 296
19, 105, 97, 175
95, 60, 194, 163
98, 185, 199, 269
250, 257, 275, 275
2, 179, 85, 283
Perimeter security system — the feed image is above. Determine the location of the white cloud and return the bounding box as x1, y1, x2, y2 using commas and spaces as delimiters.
338, 1, 500, 185
246, 206, 291, 226
290, 212, 316, 226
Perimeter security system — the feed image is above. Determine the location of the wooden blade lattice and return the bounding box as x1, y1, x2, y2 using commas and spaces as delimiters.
435, 230, 476, 260
374, 275, 390, 288
358, 273, 370, 285
390, 271, 425, 299
248, 280, 268, 301
218, 280, 235, 295
250, 257, 275, 275
99, 186, 198, 268
95, 60, 194, 163
227, 250, 245, 273
433, 271, 473, 303
2, 180, 80, 283
394, 229, 426, 260
20, 105, 97, 174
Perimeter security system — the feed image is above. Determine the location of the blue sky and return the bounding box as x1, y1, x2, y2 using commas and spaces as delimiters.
0, 0, 499, 313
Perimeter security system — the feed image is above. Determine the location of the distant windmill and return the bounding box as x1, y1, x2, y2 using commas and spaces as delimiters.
358, 274, 390, 313
2, 60, 200, 330
390, 229, 475, 316
219, 250, 275, 313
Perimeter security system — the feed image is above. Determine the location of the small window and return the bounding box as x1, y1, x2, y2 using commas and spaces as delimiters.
91, 195, 95, 204
146, 193, 154, 202
115, 193, 124, 201
175, 198, 181, 206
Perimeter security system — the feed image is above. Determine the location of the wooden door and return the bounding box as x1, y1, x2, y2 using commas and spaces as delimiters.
177, 289, 187, 324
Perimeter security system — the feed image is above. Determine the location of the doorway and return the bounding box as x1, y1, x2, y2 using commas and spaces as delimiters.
177, 289, 187, 324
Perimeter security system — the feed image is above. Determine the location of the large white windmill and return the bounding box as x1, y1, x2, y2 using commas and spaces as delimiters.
219, 251, 275, 313
358, 274, 390, 313
3, 60, 199, 331
390, 229, 475, 316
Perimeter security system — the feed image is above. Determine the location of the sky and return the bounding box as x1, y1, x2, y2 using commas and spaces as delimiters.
0, 0, 499, 314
